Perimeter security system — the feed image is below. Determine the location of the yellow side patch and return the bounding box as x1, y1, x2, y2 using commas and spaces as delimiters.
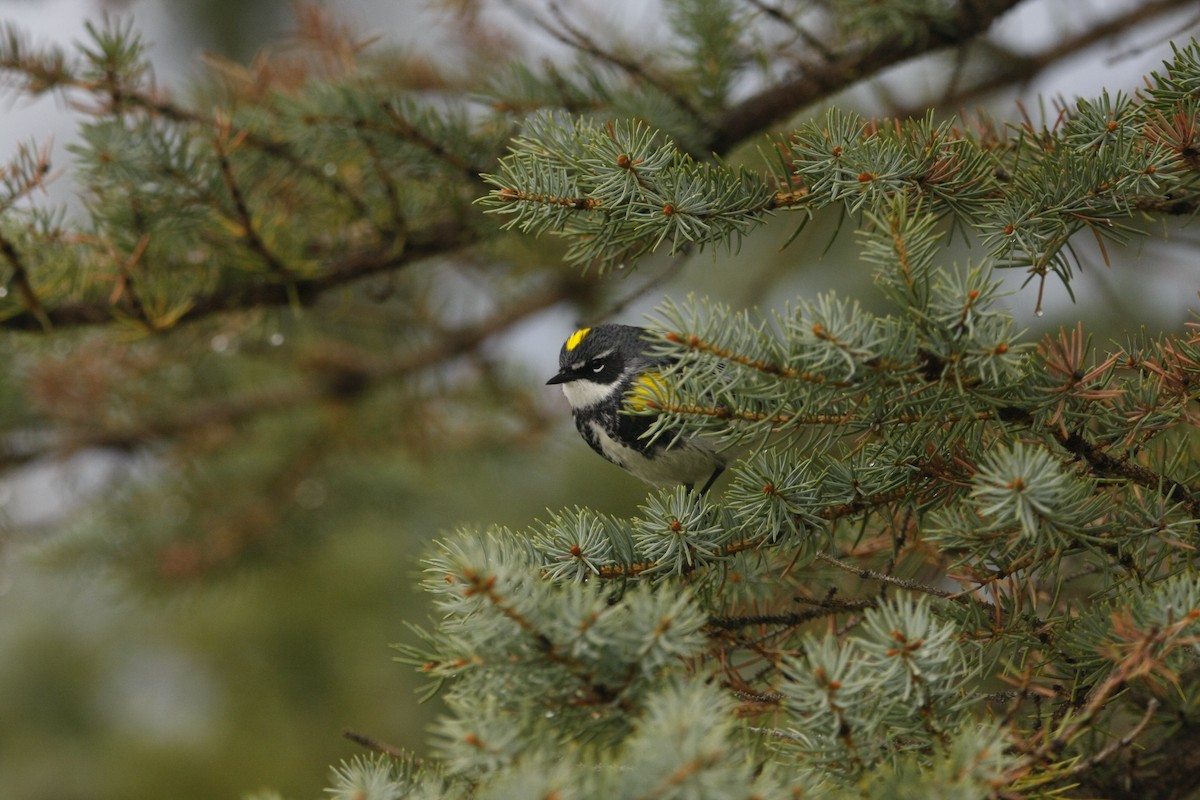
565, 327, 592, 351
626, 371, 670, 412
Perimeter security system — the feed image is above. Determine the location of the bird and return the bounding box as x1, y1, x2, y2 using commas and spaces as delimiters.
546, 323, 725, 493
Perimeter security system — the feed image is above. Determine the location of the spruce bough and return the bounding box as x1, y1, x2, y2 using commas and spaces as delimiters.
331, 34, 1200, 800
353, 203, 1200, 796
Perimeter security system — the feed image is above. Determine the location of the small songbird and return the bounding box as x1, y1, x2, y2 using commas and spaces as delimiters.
546, 324, 725, 493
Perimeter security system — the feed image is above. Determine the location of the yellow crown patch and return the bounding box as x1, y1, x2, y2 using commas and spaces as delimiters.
565, 327, 592, 351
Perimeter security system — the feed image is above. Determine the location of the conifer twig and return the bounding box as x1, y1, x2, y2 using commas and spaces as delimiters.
4, 279, 570, 463
1061, 698, 1159, 777
0, 223, 477, 332
343, 728, 409, 759
814, 551, 956, 599
0, 231, 50, 330
706, 0, 1028, 152
539, 0, 708, 132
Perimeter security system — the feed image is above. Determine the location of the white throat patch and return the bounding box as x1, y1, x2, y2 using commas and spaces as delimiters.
560, 378, 621, 410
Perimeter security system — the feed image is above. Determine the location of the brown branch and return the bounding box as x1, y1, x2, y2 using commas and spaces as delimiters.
1055, 428, 1200, 518
107, 87, 373, 218
814, 551, 960, 601
706, 0, 1028, 154
539, 0, 709, 130
212, 127, 293, 279
706, 598, 876, 631
0, 231, 50, 330
1132, 721, 1200, 800
7, 40, 373, 215
354, 121, 406, 227
742, 0, 834, 62
1132, 192, 1200, 216
1062, 698, 1159, 778
378, 103, 485, 182
891, 0, 1200, 119
456, 563, 639, 709
105, 233, 154, 328
343, 728, 409, 760
593, 484, 921, 581
1005, 619, 1199, 797
0, 223, 475, 332
0, 51, 372, 216
5, 276, 569, 464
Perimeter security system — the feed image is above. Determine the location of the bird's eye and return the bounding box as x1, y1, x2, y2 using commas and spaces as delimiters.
590, 361, 605, 373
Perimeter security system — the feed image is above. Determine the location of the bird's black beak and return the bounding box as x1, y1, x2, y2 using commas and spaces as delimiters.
546, 371, 570, 386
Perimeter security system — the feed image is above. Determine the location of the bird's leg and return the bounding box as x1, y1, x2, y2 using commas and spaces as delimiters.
697, 466, 724, 495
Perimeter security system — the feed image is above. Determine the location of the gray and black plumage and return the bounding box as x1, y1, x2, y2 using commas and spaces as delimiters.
546, 324, 725, 493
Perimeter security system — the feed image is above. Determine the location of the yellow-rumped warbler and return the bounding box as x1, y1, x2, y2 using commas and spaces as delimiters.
547, 324, 725, 493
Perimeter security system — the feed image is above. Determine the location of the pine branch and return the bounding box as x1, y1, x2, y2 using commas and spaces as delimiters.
2, 276, 569, 465
0, 223, 473, 332
0, 231, 50, 331
706, 0, 1028, 153
1055, 428, 1200, 518
343, 728, 410, 760
212, 123, 295, 280
706, 598, 876, 631
539, 0, 708, 129
889, 0, 1200, 120
1060, 697, 1159, 778
814, 550, 957, 600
